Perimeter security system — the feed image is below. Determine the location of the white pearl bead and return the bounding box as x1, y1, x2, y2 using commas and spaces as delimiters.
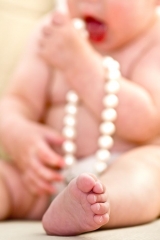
62, 126, 76, 139
66, 91, 79, 104
98, 135, 114, 149
62, 140, 77, 154
94, 161, 107, 174
99, 122, 115, 135
65, 104, 78, 115
103, 94, 119, 108
105, 80, 120, 94
72, 18, 88, 38
63, 56, 120, 178
101, 108, 117, 122
102, 57, 120, 70
108, 70, 121, 80
72, 18, 86, 30
96, 149, 110, 162
64, 154, 76, 167
63, 115, 76, 127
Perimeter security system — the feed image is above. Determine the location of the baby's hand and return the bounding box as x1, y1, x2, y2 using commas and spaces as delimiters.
16, 123, 65, 195
38, 12, 91, 70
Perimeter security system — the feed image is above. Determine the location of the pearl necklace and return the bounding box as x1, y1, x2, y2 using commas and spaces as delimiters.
61, 19, 121, 181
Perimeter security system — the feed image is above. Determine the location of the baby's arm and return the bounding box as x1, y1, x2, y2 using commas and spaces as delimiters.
38, 13, 160, 145
65, 58, 160, 143
0, 15, 64, 195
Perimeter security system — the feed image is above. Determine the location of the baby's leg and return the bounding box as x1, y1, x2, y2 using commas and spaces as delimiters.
43, 173, 110, 236
0, 171, 11, 219
42, 145, 160, 236
0, 160, 50, 220
101, 145, 160, 228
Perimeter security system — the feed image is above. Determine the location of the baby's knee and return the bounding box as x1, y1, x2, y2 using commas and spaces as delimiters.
0, 159, 16, 220
0, 174, 11, 220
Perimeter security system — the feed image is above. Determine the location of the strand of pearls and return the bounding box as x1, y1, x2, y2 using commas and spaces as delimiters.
62, 91, 79, 168
95, 57, 120, 174
62, 19, 121, 181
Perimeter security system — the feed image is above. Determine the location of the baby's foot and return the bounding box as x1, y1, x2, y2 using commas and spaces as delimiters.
42, 173, 110, 236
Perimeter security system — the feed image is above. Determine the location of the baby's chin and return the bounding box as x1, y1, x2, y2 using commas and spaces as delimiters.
90, 41, 109, 55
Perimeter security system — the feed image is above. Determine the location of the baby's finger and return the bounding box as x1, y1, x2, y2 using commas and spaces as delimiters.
37, 141, 65, 168
44, 127, 64, 146
51, 11, 69, 25
30, 156, 63, 182
22, 170, 56, 195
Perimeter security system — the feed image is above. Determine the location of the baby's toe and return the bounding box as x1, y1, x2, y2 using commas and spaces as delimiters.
93, 213, 110, 225
91, 202, 110, 215
93, 181, 105, 194
87, 193, 108, 204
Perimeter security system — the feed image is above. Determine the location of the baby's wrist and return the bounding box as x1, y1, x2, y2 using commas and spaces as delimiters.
63, 48, 102, 80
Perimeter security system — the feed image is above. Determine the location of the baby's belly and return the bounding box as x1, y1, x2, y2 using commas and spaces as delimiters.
44, 104, 136, 158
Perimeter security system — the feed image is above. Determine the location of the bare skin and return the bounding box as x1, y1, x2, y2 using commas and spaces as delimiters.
0, 160, 50, 220
1, 0, 160, 236
43, 146, 160, 235
43, 173, 109, 236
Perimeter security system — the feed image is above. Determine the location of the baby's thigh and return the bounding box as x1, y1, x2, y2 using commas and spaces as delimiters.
100, 146, 160, 181
107, 145, 160, 180
0, 160, 49, 220
121, 145, 160, 166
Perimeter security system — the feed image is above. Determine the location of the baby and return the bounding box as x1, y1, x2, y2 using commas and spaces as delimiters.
1, 0, 160, 236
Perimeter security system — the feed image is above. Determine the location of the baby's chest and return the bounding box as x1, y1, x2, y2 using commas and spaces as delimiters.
47, 70, 100, 156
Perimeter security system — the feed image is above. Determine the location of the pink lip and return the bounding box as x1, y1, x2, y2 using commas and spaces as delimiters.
85, 16, 107, 43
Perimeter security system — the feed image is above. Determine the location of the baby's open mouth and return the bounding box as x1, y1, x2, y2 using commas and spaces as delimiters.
84, 16, 107, 42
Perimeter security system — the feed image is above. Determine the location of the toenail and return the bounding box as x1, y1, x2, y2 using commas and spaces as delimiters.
99, 216, 102, 223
